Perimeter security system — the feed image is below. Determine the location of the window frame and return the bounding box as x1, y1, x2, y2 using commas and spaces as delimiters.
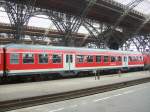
86, 55, 94, 63
96, 55, 101, 63
10, 53, 20, 64
111, 56, 116, 62
38, 53, 49, 64
118, 56, 122, 62
22, 53, 35, 64
52, 54, 62, 64
140, 56, 143, 61
124, 56, 127, 62
76, 55, 84, 63
104, 56, 109, 63
129, 56, 132, 62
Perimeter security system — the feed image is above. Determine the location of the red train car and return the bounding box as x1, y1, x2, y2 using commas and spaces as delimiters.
0, 44, 145, 78
143, 53, 150, 69
0, 46, 3, 77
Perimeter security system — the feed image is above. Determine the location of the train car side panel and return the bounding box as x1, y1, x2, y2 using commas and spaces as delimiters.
0, 48, 3, 77
143, 53, 150, 69
6, 48, 65, 75
128, 54, 144, 68
75, 51, 123, 70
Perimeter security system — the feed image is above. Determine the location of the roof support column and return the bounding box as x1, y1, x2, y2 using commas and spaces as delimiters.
4, 0, 35, 42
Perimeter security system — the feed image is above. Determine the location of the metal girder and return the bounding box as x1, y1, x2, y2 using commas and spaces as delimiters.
99, 0, 144, 50
33, 10, 66, 33
2, 0, 36, 42
63, 0, 97, 46
135, 15, 150, 35
121, 35, 150, 52
73, 0, 97, 32
31, 0, 97, 46
83, 19, 99, 38
112, 0, 144, 31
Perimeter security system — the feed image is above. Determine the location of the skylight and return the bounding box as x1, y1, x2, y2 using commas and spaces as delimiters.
114, 0, 150, 15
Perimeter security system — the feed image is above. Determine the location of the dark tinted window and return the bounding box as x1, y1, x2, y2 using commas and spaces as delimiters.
124, 56, 127, 62
38, 54, 48, 64
118, 56, 122, 61
66, 55, 69, 63
111, 56, 116, 62
140, 56, 143, 61
87, 56, 94, 62
23, 53, 34, 64
53, 54, 61, 63
96, 56, 101, 63
104, 56, 109, 63
66, 55, 73, 63
129, 56, 132, 62
70, 55, 73, 63
76, 55, 84, 63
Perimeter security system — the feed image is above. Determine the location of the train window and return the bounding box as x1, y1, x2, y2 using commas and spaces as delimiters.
76, 55, 84, 63
132, 57, 134, 61
135, 56, 137, 61
129, 56, 132, 62
66, 55, 69, 63
135, 56, 138, 61
52, 54, 61, 63
124, 56, 127, 62
135, 57, 137, 61
70, 55, 73, 63
87, 56, 94, 63
133, 56, 136, 61
66, 55, 73, 63
111, 56, 116, 62
104, 56, 109, 63
10, 53, 19, 64
38, 54, 48, 64
23, 53, 34, 64
137, 56, 140, 61
96, 56, 101, 63
140, 56, 143, 61
138, 56, 142, 61
118, 56, 122, 62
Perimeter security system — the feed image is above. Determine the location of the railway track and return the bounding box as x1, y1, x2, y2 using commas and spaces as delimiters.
0, 76, 150, 112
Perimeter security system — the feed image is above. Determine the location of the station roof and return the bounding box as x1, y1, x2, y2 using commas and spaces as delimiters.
5, 0, 150, 33
114, 0, 150, 15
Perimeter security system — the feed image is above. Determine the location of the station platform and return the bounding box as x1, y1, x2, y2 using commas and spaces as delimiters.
0, 71, 149, 102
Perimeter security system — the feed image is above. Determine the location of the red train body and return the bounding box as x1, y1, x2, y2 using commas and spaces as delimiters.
0, 44, 149, 78
0, 47, 3, 77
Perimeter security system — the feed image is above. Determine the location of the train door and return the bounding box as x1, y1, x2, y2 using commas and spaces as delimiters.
123, 55, 128, 68
64, 54, 75, 70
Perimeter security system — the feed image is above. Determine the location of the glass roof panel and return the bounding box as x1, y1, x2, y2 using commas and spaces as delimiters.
134, 0, 150, 15
114, 0, 150, 15
113, 0, 133, 5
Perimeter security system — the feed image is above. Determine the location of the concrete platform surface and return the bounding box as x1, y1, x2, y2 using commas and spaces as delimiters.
0, 71, 149, 102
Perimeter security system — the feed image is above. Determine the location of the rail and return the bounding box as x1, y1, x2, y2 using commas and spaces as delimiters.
0, 76, 150, 112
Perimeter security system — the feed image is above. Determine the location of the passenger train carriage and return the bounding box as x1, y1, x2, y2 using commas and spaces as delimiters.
0, 44, 149, 78
0, 46, 4, 77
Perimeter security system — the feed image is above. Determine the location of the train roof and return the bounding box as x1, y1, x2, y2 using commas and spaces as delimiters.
3, 44, 142, 54
0, 45, 4, 48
